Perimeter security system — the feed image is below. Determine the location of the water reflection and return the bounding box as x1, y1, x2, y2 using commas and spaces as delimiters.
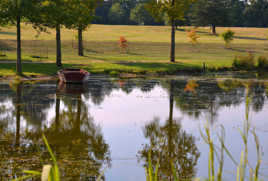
0, 77, 268, 180
166, 79, 268, 123
0, 81, 111, 180
138, 80, 200, 180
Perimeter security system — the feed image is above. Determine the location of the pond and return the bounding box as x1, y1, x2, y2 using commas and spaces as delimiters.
0, 76, 268, 181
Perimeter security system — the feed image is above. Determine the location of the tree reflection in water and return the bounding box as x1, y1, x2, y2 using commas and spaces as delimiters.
0, 82, 111, 181
139, 80, 200, 181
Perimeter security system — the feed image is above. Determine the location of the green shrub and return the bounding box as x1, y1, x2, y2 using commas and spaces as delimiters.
233, 53, 255, 70
257, 56, 268, 70
109, 70, 119, 76
221, 30, 235, 48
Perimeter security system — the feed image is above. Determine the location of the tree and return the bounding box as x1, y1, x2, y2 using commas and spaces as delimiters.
228, 0, 245, 27
130, 4, 147, 25
190, 0, 229, 34
93, 0, 112, 24
221, 30, 235, 48
108, 3, 126, 24
146, 0, 194, 62
0, 0, 34, 75
65, 0, 101, 56
243, 0, 268, 27
37, 0, 69, 67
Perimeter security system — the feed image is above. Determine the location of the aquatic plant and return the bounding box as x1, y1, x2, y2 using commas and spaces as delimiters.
145, 84, 263, 181
233, 53, 255, 70
257, 56, 268, 70
11, 134, 104, 181
11, 134, 60, 181
199, 84, 262, 181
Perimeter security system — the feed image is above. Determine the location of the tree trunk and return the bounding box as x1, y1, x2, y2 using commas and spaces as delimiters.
212, 25, 216, 34
78, 27, 83, 56
170, 19, 176, 63
16, 14, 22, 75
56, 25, 62, 67
15, 83, 22, 146
170, 0, 176, 62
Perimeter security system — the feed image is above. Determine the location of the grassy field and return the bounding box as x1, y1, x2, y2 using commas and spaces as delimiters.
0, 24, 267, 76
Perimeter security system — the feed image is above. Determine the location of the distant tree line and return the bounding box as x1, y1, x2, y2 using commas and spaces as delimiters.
94, 0, 268, 29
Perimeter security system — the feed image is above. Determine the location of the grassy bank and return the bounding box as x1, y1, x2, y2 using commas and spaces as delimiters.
0, 24, 267, 76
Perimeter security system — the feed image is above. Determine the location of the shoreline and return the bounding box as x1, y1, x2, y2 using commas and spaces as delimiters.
1, 69, 268, 82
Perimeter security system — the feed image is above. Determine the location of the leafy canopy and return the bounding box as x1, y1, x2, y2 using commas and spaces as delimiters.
64, 0, 101, 30
146, 0, 195, 22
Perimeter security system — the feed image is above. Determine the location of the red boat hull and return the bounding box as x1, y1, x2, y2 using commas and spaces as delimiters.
58, 68, 89, 83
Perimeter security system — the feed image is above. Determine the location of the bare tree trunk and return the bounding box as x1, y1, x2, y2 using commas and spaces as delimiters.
170, 19, 176, 63
16, 14, 22, 75
78, 27, 83, 56
56, 25, 62, 67
212, 25, 216, 34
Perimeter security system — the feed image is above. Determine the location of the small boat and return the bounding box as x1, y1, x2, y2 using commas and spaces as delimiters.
58, 68, 89, 83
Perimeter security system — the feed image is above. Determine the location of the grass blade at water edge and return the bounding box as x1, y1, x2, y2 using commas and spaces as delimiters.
42, 134, 60, 181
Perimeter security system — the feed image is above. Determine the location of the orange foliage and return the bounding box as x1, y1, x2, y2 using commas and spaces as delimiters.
187, 28, 200, 46
119, 36, 128, 53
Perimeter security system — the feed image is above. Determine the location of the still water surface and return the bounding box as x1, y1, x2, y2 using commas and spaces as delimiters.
0, 76, 268, 180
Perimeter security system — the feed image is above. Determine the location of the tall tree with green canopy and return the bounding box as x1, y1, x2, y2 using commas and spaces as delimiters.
243, 0, 268, 27
146, 0, 195, 62
65, 0, 101, 56
0, 0, 35, 75
38, 0, 69, 67
130, 3, 152, 25
190, 0, 229, 34
108, 3, 126, 24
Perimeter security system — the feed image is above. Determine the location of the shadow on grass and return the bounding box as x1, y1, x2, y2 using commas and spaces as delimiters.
195, 30, 218, 36
0, 40, 15, 51
228, 47, 258, 53
0, 58, 41, 63
234, 36, 266, 41
0, 63, 75, 76
0, 31, 16, 36
115, 61, 201, 72
176, 28, 186, 32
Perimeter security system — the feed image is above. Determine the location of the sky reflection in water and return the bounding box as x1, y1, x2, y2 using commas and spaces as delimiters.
0, 77, 268, 181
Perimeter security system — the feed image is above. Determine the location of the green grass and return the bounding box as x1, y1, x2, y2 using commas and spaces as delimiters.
0, 24, 268, 76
